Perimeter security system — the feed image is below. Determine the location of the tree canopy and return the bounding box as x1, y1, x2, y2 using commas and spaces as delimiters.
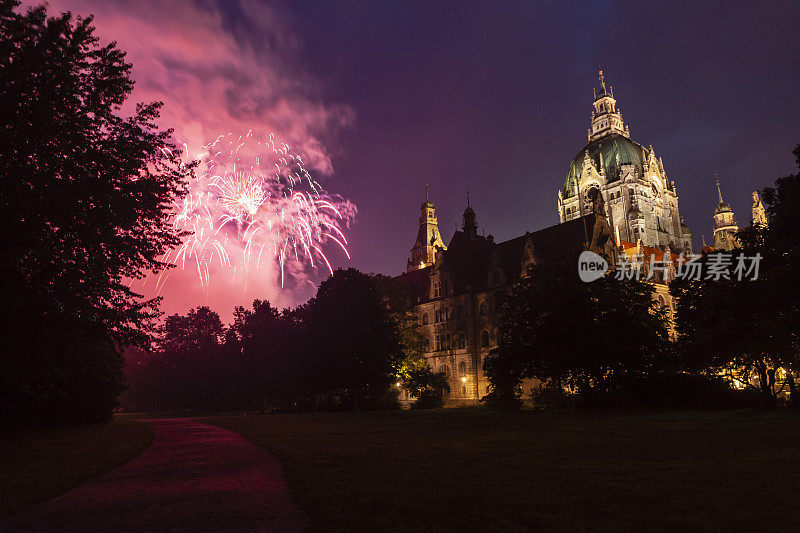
0, 1, 192, 425
485, 261, 669, 408
670, 144, 800, 408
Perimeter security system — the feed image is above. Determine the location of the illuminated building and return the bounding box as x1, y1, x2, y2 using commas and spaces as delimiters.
712, 175, 739, 251
752, 190, 767, 227
557, 71, 692, 254
396, 72, 757, 405
406, 184, 447, 272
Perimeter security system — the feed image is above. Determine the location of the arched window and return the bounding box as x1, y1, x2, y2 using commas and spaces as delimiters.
422, 313, 429, 325
437, 365, 452, 380
481, 330, 490, 348
459, 361, 467, 375
479, 301, 487, 316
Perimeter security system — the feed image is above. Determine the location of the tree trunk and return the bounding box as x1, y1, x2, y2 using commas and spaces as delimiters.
786, 372, 798, 410
757, 364, 776, 410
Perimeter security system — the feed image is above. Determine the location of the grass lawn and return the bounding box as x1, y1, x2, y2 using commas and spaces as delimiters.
0, 419, 153, 516
207, 409, 800, 531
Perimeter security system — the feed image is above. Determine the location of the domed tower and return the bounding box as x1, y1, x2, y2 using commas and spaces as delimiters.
407, 184, 447, 272
712, 175, 738, 251
557, 71, 689, 253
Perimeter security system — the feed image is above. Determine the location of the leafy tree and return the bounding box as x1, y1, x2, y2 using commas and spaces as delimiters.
301, 268, 405, 410
670, 276, 795, 408
227, 300, 303, 411
373, 273, 429, 380
672, 144, 800, 409
403, 367, 450, 409
0, 2, 193, 425
486, 261, 669, 408
159, 307, 226, 354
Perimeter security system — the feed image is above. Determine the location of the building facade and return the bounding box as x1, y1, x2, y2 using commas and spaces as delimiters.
396, 72, 756, 405
396, 199, 617, 404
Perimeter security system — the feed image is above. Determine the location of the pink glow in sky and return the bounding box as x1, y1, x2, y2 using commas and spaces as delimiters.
38, 0, 355, 318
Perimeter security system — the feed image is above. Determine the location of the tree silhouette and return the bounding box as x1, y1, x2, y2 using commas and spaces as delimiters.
486, 261, 669, 408
301, 269, 404, 410
672, 144, 800, 409
0, 2, 193, 425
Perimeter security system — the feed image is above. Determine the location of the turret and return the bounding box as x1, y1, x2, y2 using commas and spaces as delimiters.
406, 183, 447, 272
463, 192, 478, 239
588, 70, 630, 142
712, 174, 738, 251
752, 190, 768, 227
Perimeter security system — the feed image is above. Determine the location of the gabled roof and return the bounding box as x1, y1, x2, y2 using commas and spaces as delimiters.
392, 265, 432, 301
392, 214, 610, 299
438, 214, 600, 291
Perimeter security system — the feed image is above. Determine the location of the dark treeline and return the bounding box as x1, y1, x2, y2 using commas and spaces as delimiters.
485, 145, 800, 410
121, 269, 445, 413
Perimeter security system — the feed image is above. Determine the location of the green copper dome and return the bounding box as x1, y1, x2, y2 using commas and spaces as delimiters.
562, 134, 646, 199
714, 201, 732, 215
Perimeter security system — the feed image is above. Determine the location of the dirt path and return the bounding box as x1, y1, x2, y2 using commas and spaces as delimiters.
2, 418, 304, 532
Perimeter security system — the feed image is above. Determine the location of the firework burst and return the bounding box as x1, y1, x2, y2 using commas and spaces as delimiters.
157, 131, 355, 294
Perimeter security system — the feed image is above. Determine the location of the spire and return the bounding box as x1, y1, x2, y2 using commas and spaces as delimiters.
422, 181, 434, 208
463, 195, 477, 238
715, 173, 723, 204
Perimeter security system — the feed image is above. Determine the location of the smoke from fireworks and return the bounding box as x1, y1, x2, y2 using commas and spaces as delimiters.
156, 132, 356, 295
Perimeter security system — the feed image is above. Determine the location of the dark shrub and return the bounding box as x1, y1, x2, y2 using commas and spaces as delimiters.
412, 389, 446, 409
582, 373, 759, 409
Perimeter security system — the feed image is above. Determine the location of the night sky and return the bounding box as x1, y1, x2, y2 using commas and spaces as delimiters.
43, 0, 800, 316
